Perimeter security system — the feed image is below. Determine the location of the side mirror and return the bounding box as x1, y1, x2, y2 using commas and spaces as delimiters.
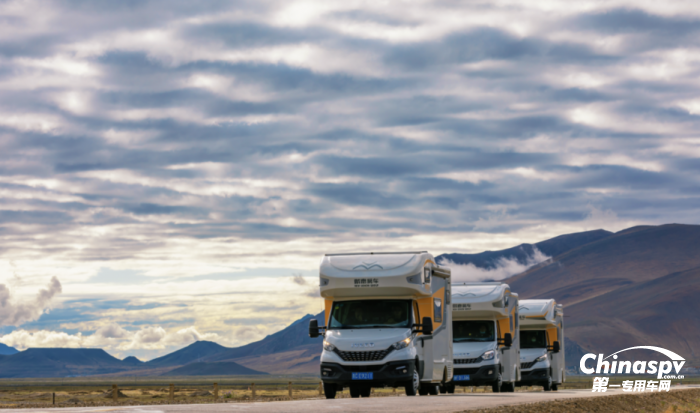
503, 333, 513, 347
552, 340, 560, 353
309, 319, 319, 338
422, 317, 433, 335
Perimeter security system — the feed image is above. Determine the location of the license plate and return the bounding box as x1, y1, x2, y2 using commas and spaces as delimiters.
352, 372, 373, 380
454, 375, 470, 381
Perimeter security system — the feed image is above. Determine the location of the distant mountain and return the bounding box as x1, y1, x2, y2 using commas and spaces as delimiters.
0, 343, 18, 355
204, 312, 324, 364
507, 224, 700, 364
437, 229, 612, 269
162, 361, 268, 376
0, 348, 133, 378
147, 340, 228, 367
122, 356, 143, 365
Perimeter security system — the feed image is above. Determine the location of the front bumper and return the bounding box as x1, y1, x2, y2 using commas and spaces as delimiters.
320, 360, 414, 388
517, 368, 550, 386
452, 364, 499, 386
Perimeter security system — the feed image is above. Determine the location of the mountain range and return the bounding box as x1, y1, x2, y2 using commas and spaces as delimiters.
1, 223, 697, 377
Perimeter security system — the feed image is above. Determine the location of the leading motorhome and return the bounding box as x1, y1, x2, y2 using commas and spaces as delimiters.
309, 252, 453, 398
448, 283, 520, 393
516, 299, 564, 391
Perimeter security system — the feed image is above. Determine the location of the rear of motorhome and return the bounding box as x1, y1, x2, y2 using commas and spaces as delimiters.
309, 252, 452, 399
516, 299, 564, 391
449, 283, 520, 393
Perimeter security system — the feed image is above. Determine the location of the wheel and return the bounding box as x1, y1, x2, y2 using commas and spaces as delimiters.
350, 386, 361, 398
447, 382, 455, 394
323, 382, 336, 399
419, 386, 429, 396
503, 382, 514, 392
428, 385, 439, 395
405, 368, 420, 396
552, 384, 558, 391
360, 387, 371, 398
492, 373, 503, 393
543, 375, 552, 391
439, 385, 447, 394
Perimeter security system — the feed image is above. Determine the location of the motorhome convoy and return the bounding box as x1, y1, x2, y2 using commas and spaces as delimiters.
516, 299, 565, 391
448, 282, 520, 393
309, 251, 453, 398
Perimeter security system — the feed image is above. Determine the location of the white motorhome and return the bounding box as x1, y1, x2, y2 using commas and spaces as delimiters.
447, 283, 520, 393
309, 252, 453, 399
516, 299, 564, 391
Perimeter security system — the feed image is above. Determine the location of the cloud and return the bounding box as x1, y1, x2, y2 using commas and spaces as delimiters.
1, 0, 699, 356
0, 324, 220, 353
291, 273, 306, 285
439, 248, 551, 283
0, 277, 62, 327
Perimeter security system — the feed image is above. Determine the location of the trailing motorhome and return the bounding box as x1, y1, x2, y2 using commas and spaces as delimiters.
309, 252, 453, 399
447, 283, 520, 393
516, 299, 564, 391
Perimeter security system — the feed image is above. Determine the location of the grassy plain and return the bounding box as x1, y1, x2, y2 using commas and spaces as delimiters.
0, 375, 698, 409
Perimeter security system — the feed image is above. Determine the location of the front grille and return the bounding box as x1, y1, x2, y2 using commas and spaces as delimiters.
344, 364, 385, 372
455, 357, 481, 364
454, 367, 480, 375
521, 361, 536, 369
334, 347, 393, 362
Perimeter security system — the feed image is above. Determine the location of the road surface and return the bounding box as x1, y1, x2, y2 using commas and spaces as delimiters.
7, 386, 698, 413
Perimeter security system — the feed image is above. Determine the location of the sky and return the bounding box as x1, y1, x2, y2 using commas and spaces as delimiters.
1, 0, 699, 360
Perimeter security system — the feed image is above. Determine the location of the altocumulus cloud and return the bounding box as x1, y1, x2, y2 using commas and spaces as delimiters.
1, 0, 700, 358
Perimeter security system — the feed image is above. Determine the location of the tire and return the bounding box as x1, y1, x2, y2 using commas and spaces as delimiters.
405, 368, 420, 396
447, 382, 455, 394
360, 387, 371, 398
492, 372, 503, 393
428, 385, 439, 395
419, 386, 429, 396
323, 382, 337, 399
439, 385, 447, 394
350, 386, 361, 398
552, 384, 558, 391
503, 382, 515, 392
543, 375, 552, 391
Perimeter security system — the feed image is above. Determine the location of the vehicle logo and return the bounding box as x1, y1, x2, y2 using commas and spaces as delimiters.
351, 343, 375, 348
353, 262, 383, 270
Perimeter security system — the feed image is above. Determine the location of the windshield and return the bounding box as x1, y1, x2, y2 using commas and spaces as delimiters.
521, 330, 547, 349
329, 300, 412, 329
453, 320, 495, 342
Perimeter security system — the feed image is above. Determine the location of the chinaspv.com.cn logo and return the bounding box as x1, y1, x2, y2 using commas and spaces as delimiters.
579, 346, 686, 393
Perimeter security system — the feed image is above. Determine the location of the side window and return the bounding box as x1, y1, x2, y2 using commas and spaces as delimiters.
424, 268, 431, 284
434, 298, 443, 323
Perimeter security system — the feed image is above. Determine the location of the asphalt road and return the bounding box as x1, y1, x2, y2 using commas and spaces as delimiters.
8, 386, 699, 413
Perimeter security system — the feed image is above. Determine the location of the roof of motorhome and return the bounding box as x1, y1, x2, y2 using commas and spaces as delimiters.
321, 251, 435, 274
519, 299, 556, 319
452, 282, 510, 302
325, 251, 427, 256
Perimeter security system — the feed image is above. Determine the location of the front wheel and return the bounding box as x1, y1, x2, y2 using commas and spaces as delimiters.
446, 382, 455, 394
405, 368, 420, 396
428, 384, 439, 395
552, 383, 559, 391
350, 386, 361, 398
360, 387, 371, 398
543, 375, 552, 391
492, 373, 503, 393
323, 382, 337, 399
502, 382, 514, 392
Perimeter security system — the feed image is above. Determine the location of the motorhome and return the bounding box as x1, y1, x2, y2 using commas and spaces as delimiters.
448, 283, 520, 393
309, 252, 453, 398
516, 299, 564, 391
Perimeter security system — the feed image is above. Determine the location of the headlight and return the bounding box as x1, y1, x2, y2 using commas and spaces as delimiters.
392, 337, 412, 350
481, 350, 495, 360
535, 354, 547, 363
323, 340, 336, 351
